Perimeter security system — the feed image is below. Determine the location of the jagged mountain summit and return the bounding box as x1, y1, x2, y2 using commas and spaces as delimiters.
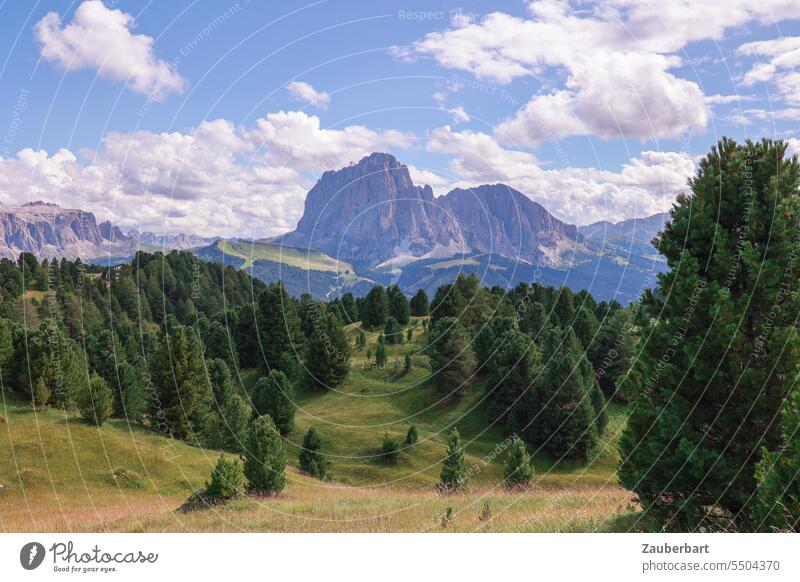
279, 152, 467, 268
279, 152, 585, 269
0, 201, 214, 261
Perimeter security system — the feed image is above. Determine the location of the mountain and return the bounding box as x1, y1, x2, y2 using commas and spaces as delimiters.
279, 152, 468, 268
0, 201, 217, 262
441, 184, 588, 267
129, 230, 220, 250
579, 212, 669, 246
0, 201, 134, 260
279, 152, 585, 270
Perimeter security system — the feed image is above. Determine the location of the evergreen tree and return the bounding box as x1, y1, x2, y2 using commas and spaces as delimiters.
531, 327, 597, 460
205, 455, 245, 500
572, 306, 599, 350
77, 374, 114, 427
150, 316, 213, 440
485, 330, 540, 434
406, 425, 418, 445
32, 377, 51, 410
243, 415, 287, 495
588, 308, 635, 399
439, 429, 468, 491
362, 286, 389, 328
428, 317, 475, 395
375, 334, 387, 368
410, 289, 429, 316
619, 139, 800, 530
252, 370, 295, 435
257, 282, 303, 379
430, 284, 465, 322
115, 360, 147, 420
208, 392, 250, 452
380, 432, 401, 463
474, 315, 520, 368
388, 285, 411, 324
304, 310, 351, 391
403, 353, 412, 373
504, 435, 534, 488
383, 316, 403, 345
298, 427, 329, 479
754, 389, 800, 531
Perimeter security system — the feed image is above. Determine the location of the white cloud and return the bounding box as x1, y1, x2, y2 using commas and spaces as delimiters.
447, 106, 471, 123
738, 36, 800, 104
34, 0, 184, 100
399, 0, 800, 143
427, 125, 694, 224
286, 81, 331, 109
0, 111, 415, 236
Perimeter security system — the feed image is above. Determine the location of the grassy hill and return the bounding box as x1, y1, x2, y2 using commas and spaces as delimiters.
0, 323, 634, 532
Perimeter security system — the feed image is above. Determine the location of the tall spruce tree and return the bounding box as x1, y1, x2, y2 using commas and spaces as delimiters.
150, 316, 213, 440
485, 329, 540, 434
387, 285, 411, 325
410, 289, 429, 316
243, 414, 287, 495
619, 139, 800, 530
257, 282, 303, 380
531, 327, 597, 460
439, 428, 468, 491
298, 426, 330, 480
252, 370, 295, 435
362, 285, 388, 328
304, 310, 351, 391
504, 435, 534, 488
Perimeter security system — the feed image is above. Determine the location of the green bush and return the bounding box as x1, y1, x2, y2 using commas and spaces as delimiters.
77, 374, 114, 426
205, 455, 246, 500
405, 425, 418, 446
503, 435, 534, 488
298, 427, 330, 480
380, 433, 401, 463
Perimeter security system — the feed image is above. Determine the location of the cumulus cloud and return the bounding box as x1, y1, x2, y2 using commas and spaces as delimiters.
427, 125, 694, 224
286, 81, 331, 109
447, 106, 471, 123
34, 0, 184, 100
0, 112, 414, 236
737, 36, 800, 104
398, 0, 800, 143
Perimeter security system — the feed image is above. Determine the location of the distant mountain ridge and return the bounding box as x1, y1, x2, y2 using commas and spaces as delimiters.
279, 152, 586, 269
0, 201, 213, 261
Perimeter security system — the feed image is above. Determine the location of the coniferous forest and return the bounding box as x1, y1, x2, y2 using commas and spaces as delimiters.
0, 140, 798, 534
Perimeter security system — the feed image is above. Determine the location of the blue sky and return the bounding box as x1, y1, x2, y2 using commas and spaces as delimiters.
1, 0, 799, 236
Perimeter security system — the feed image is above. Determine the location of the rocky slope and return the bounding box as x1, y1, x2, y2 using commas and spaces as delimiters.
280, 153, 584, 269
441, 184, 588, 267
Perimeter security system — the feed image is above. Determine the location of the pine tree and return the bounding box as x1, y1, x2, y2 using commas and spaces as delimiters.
485, 330, 539, 434
243, 415, 286, 495
430, 284, 465, 322
571, 306, 599, 350
531, 327, 597, 460
115, 360, 147, 420
410, 289, 429, 316
474, 315, 520, 369
375, 334, 387, 368
504, 435, 534, 488
32, 377, 51, 410
383, 316, 403, 344
588, 308, 635, 399
304, 310, 351, 391
252, 370, 295, 435
439, 428, 468, 491
77, 374, 114, 427
427, 317, 475, 395
754, 389, 800, 531
406, 425, 418, 445
150, 316, 213, 440
619, 139, 800, 530
257, 282, 303, 379
205, 455, 246, 500
362, 286, 388, 328
298, 427, 329, 479
403, 353, 412, 373
388, 285, 411, 325
380, 432, 401, 463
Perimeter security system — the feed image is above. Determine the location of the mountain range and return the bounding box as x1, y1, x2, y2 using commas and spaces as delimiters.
0, 153, 670, 302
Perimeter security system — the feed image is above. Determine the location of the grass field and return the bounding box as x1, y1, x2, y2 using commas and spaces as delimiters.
218, 240, 354, 272
0, 322, 635, 532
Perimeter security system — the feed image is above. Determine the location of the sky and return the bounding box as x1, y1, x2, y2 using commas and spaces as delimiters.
0, 0, 799, 237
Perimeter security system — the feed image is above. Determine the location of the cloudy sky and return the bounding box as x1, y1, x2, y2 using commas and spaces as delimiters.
0, 0, 799, 237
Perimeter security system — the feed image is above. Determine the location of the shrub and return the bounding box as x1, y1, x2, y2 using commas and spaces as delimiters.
380, 433, 401, 463
205, 455, 246, 500
405, 425, 418, 446
503, 435, 534, 488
